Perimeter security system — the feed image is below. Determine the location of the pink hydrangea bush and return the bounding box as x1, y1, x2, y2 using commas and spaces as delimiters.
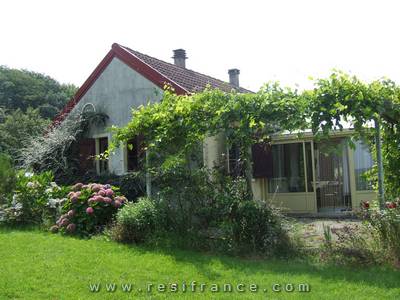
51, 182, 128, 236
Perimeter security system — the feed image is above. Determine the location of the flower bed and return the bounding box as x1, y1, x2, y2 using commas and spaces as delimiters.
361, 198, 400, 265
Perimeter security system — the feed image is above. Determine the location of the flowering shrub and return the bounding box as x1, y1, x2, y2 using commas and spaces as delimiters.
0, 171, 69, 225
361, 198, 400, 265
51, 183, 127, 236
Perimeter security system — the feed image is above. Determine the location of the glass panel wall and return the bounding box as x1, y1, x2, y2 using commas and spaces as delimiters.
268, 143, 305, 193
354, 140, 374, 190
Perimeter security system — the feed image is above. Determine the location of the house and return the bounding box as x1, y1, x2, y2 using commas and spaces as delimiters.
54, 42, 250, 173
55, 43, 376, 214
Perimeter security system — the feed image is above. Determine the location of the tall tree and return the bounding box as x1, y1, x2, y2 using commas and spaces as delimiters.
0, 108, 49, 159
0, 66, 77, 118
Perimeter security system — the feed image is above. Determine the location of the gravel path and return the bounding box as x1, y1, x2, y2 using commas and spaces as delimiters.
295, 218, 362, 248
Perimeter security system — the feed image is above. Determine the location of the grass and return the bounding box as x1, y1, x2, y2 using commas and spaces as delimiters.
0, 228, 399, 299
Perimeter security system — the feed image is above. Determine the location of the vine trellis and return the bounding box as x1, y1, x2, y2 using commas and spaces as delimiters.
110, 72, 400, 202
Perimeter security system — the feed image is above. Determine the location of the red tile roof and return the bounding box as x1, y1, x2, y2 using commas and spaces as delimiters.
53, 43, 251, 126
121, 45, 252, 93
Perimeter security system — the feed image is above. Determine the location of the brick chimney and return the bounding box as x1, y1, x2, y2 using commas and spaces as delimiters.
228, 69, 240, 87
172, 49, 187, 68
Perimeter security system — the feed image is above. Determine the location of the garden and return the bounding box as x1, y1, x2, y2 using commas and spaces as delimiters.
1, 71, 400, 298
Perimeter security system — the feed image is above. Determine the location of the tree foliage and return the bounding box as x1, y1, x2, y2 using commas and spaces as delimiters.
0, 108, 49, 158
0, 66, 77, 118
0, 66, 78, 162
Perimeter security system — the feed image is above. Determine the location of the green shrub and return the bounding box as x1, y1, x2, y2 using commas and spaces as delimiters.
0, 153, 16, 203
154, 165, 215, 233
219, 200, 291, 255
118, 172, 146, 202
153, 165, 292, 255
111, 197, 159, 243
51, 183, 128, 236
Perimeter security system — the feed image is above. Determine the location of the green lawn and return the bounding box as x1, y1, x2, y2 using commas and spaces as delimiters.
0, 228, 399, 299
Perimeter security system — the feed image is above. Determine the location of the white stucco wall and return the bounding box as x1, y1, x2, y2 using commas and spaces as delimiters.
70, 57, 163, 175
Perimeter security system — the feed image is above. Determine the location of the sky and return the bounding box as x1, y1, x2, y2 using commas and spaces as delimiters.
1, 0, 399, 92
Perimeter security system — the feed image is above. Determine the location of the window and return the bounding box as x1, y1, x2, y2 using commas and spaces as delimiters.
354, 140, 374, 190
227, 143, 244, 177
127, 136, 144, 171
98, 137, 109, 174
268, 143, 305, 193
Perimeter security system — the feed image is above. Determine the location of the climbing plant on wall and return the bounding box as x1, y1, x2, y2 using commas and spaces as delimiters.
112, 72, 400, 199
112, 84, 309, 196
304, 71, 400, 198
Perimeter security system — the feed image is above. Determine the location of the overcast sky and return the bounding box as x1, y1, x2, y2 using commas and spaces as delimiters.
1, 0, 399, 92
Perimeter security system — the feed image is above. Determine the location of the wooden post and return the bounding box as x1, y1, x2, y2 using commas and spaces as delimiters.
375, 118, 385, 207
145, 150, 151, 197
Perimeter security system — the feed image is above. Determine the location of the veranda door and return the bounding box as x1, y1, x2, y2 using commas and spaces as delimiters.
315, 140, 351, 212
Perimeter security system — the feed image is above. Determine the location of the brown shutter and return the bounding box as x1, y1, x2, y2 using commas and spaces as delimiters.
252, 143, 273, 178
78, 138, 96, 173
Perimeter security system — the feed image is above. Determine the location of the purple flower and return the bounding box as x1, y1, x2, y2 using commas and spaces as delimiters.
72, 183, 84, 192
67, 210, 75, 218
113, 200, 122, 208
96, 196, 105, 203
60, 218, 69, 227
70, 195, 78, 204
105, 189, 114, 197
86, 207, 94, 215
91, 184, 102, 192
66, 223, 76, 233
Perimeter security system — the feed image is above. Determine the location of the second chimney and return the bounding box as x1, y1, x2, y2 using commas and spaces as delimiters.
173, 49, 187, 68
228, 69, 240, 87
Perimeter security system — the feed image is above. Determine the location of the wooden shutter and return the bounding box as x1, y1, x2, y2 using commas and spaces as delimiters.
252, 143, 273, 178
78, 138, 96, 173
